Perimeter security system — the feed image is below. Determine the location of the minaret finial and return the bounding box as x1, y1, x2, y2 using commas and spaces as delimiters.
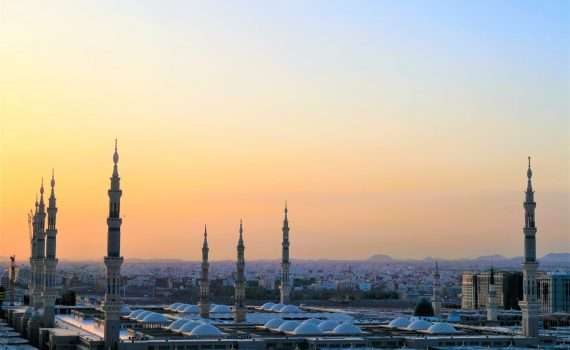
51, 169, 55, 188
527, 156, 533, 180
204, 224, 208, 239
239, 219, 243, 239
113, 138, 119, 164
40, 177, 44, 195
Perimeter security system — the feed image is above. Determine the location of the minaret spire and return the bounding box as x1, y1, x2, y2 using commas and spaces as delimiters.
199, 224, 210, 318
43, 169, 59, 327
234, 220, 246, 322
487, 266, 498, 321
432, 260, 442, 316
520, 156, 539, 337
280, 201, 291, 304
103, 140, 124, 350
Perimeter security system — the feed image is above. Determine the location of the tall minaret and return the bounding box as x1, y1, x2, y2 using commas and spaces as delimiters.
280, 202, 291, 304
234, 220, 246, 322
29, 199, 39, 309
103, 140, 124, 350
9, 255, 16, 306
487, 267, 498, 321
199, 225, 210, 318
432, 261, 442, 316
33, 181, 47, 311
43, 170, 59, 327
519, 156, 539, 337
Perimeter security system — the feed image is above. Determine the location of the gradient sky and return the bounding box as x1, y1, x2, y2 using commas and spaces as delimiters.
0, 1, 568, 261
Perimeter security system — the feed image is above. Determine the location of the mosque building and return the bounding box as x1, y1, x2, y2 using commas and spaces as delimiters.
0, 150, 560, 350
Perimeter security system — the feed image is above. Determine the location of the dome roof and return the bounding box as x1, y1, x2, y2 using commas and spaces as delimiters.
189, 324, 223, 337
128, 309, 146, 319
210, 304, 231, 313
317, 320, 339, 332
280, 305, 301, 313
182, 305, 200, 313
177, 321, 204, 333
406, 319, 432, 331
414, 298, 434, 317
261, 302, 275, 311
270, 303, 285, 312
120, 305, 132, 315
300, 318, 321, 326
427, 323, 457, 334
142, 313, 169, 323
168, 303, 182, 310
292, 323, 322, 335
388, 317, 410, 328
135, 311, 153, 321
168, 318, 190, 330
175, 304, 189, 312
277, 320, 300, 332
264, 318, 285, 330
332, 323, 362, 335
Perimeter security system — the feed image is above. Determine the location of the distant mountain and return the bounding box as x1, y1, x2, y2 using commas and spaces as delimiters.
541, 253, 570, 263
475, 254, 509, 261
368, 254, 394, 262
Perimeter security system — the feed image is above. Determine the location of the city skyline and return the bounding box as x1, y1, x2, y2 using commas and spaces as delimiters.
1, 1, 569, 261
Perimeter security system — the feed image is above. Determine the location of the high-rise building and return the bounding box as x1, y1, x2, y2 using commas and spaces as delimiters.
537, 272, 570, 313
199, 225, 210, 319
234, 220, 246, 323
461, 270, 523, 310
519, 157, 540, 338
280, 203, 291, 305
102, 140, 124, 350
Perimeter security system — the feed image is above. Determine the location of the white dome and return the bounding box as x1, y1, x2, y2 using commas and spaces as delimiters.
120, 305, 132, 315
318, 320, 339, 332
261, 302, 275, 311
168, 303, 182, 310
388, 317, 410, 328
277, 320, 300, 332
271, 303, 285, 312
332, 323, 362, 335
280, 305, 301, 313
427, 323, 457, 334
135, 311, 153, 321
189, 324, 223, 337
182, 305, 200, 313
406, 319, 432, 331
168, 318, 190, 330
128, 309, 146, 319
264, 318, 284, 330
292, 323, 322, 335
175, 304, 189, 312
300, 318, 321, 326
142, 313, 169, 323
177, 321, 203, 333
210, 305, 231, 313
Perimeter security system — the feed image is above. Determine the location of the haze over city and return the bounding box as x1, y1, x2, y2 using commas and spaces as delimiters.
1, 1, 568, 261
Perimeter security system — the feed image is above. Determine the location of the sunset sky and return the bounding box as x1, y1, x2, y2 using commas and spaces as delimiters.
0, 1, 568, 261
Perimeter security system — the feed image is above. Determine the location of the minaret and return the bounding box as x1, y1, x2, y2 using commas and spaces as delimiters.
103, 140, 124, 350
43, 170, 59, 327
234, 220, 246, 323
432, 261, 442, 316
199, 225, 210, 318
280, 202, 291, 304
487, 267, 498, 321
519, 156, 539, 337
29, 199, 39, 309
9, 255, 16, 306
